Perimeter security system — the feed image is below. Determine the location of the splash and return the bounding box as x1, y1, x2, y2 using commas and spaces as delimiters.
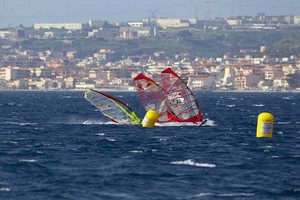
202, 118, 216, 126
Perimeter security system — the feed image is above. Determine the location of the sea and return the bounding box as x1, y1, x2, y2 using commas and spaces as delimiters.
0, 91, 299, 200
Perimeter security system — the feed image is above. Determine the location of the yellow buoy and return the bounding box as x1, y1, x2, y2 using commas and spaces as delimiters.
142, 110, 158, 128
256, 112, 274, 138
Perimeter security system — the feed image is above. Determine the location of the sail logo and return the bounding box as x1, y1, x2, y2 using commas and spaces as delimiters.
168, 92, 184, 106
169, 98, 184, 106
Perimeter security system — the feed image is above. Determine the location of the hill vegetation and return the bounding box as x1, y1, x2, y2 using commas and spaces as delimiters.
2, 27, 300, 59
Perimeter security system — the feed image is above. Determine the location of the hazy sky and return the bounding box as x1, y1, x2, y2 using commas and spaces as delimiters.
0, 0, 300, 28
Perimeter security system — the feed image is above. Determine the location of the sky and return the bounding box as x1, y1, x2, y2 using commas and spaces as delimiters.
0, 0, 300, 28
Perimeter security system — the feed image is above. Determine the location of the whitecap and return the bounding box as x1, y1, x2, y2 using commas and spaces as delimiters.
264, 145, 273, 149
159, 138, 168, 141
129, 150, 143, 153
96, 133, 105, 136
271, 155, 279, 158
62, 96, 72, 99
282, 96, 292, 100
218, 193, 255, 197
171, 159, 216, 168
195, 193, 214, 197
8, 102, 16, 106
2, 141, 18, 144
278, 121, 291, 124
193, 192, 254, 197
19, 159, 38, 163
105, 137, 116, 142
252, 104, 264, 107
0, 187, 10, 192
226, 104, 235, 107
20, 123, 38, 126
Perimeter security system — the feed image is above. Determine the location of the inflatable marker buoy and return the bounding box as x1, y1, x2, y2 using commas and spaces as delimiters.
256, 112, 274, 138
142, 110, 158, 128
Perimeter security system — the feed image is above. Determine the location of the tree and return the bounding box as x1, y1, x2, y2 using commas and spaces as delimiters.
176, 30, 192, 39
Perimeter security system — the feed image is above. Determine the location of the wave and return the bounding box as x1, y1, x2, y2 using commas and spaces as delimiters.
278, 121, 291, 124
192, 192, 255, 197
0, 122, 38, 126
226, 104, 235, 107
103, 137, 116, 142
171, 159, 216, 168
19, 159, 38, 163
129, 150, 143, 153
95, 133, 106, 136
282, 96, 293, 100
2, 141, 18, 144
252, 104, 265, 107
0, 187, 10, 192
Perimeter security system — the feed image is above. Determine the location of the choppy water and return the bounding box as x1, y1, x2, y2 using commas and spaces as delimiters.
0, 91, 299, 199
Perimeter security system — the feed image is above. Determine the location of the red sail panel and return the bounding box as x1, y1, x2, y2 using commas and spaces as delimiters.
133, 73, 175, 123
160, 68, 202, 123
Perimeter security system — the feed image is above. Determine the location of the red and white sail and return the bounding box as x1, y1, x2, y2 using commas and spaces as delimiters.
160, 68, 202, 123
133, 73, 175, 123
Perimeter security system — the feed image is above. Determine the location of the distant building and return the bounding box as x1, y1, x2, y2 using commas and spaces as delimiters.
0, 28, 25, 40
226, 18, 241, 26
234, 74, 260, 90
5, 79, 29, 89
155, 18, 190, 28
33, 23, 83, 30
128, 22, 144, 27
293, 15, 300, 24
119, 27, 152, 38
32, 66, 52, 78
4, 67, 31, 81
88, 20, 108, 28
93, 49, 115, 61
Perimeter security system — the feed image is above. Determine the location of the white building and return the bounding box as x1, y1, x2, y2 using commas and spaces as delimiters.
226, 19, 241, 26
34, 23, 83, 30
293, 15, 300, 24
128, 22, 144, 27
155, 18, 190, 28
